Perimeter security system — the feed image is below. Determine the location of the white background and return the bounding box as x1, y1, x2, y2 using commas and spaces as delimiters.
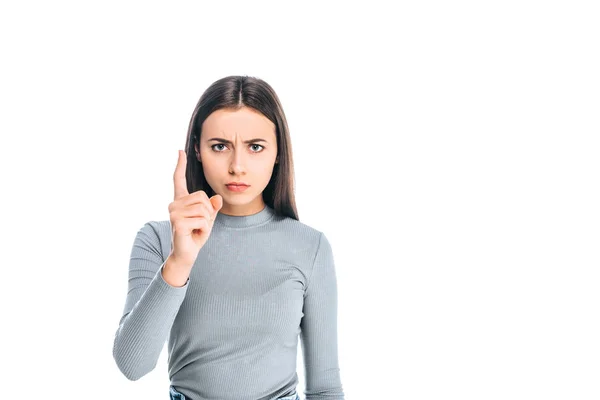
1, 1, 598, 399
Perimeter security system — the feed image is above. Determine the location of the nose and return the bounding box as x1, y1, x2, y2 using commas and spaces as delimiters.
228, 149, 246, 175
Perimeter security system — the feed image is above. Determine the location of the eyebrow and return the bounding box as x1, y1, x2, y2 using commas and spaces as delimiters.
206, 138, 268, 144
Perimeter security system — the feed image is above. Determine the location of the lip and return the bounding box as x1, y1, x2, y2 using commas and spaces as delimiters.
226, 182, 249, 186
226, 184, 249, 192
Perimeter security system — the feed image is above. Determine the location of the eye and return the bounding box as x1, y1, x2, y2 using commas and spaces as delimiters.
211, 144, 227, 152
211, 144, 265, 153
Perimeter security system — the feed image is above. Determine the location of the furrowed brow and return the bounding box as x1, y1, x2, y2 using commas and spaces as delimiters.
207, 138, 268, 144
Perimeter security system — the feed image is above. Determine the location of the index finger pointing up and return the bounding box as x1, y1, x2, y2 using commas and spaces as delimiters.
173, 150, 190, 200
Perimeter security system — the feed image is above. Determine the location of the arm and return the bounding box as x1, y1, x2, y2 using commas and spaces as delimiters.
112, 222, 189, 381
300, 232, 345, 400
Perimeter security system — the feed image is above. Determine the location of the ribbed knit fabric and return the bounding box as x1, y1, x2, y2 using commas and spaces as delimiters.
112, 204, 344, 400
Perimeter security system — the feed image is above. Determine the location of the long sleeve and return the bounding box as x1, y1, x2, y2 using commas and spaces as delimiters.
300, 232, 345, 400
112, 222, 189, 381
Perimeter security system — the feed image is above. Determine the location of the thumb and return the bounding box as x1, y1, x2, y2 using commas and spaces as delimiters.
210, 194, 223, 217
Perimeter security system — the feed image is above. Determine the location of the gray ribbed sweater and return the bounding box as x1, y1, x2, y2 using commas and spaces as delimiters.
112, 205, 344, 400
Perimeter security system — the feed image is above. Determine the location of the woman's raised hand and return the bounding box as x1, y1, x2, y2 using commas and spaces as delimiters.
168, 150, 223, 267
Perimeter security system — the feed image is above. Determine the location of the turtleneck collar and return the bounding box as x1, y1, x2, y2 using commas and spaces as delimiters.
214, 204, 275, 228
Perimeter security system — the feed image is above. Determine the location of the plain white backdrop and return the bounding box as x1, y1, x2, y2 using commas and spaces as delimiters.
1, 1, 598, 399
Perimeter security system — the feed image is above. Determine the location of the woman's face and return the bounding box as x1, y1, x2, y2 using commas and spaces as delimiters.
195, 107, 278, 216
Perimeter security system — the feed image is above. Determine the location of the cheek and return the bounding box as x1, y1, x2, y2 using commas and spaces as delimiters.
201, 164, 219, 183
260, 166, 276, 181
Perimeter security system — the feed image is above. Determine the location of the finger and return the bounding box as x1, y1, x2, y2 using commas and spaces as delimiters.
178, 203, 212, 220
181, 191, 215, 220
173, 150, 190, 200
180, 202, 213, 222
176, 217, 209, 234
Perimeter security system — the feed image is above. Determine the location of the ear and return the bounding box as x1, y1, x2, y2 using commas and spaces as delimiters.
194, 143, 201, 163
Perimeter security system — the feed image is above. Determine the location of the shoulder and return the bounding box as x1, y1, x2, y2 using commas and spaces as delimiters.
134, 220, 172, 260
139, 219, 171, 238
272, 214, 329, 256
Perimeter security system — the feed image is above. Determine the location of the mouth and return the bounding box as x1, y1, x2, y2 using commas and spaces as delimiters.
226, 184, 250, 192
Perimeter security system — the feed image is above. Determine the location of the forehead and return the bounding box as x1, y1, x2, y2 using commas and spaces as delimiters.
203, 107, 276, 137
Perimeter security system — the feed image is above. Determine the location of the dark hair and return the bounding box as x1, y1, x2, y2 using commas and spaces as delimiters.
183, 75, 299, 221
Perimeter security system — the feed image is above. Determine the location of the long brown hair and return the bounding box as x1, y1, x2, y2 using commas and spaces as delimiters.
183, 75, 299, 221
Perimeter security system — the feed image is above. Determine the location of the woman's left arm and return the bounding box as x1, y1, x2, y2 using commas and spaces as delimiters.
299, 231, 345, 400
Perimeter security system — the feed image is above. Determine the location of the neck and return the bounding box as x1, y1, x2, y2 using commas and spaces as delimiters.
219, 198, 267, 217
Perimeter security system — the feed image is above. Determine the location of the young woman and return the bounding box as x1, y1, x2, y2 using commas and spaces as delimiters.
113, 75, 345, 400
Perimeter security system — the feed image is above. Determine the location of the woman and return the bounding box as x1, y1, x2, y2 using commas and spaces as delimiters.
113, 75, 345, 400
